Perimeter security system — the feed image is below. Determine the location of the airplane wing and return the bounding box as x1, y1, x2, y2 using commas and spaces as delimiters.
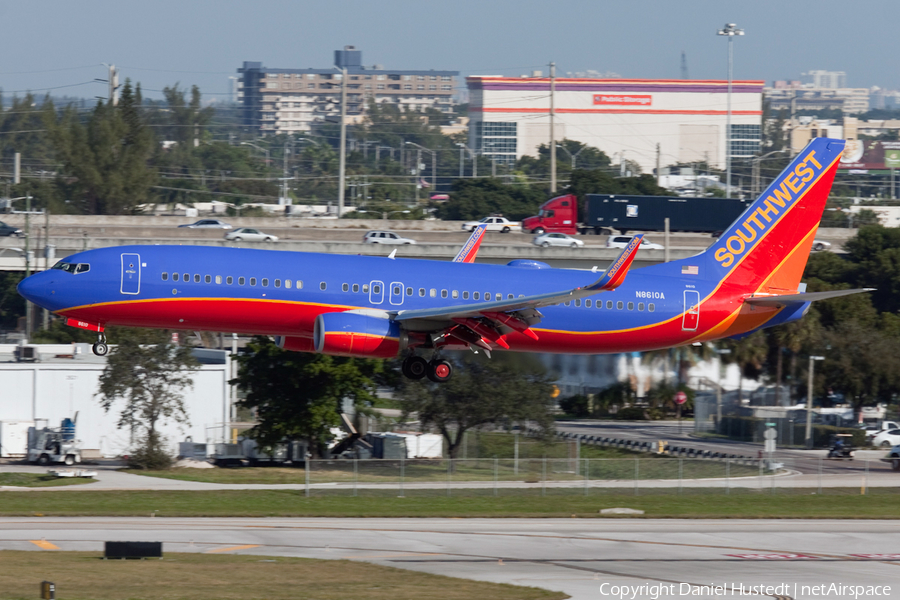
392, 235, 643, 353
453, 223, 488, 263
744, 288, 874, 306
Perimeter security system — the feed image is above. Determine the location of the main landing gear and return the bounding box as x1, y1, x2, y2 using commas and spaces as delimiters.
401, 355, 453, 383
92, 333, 108, 357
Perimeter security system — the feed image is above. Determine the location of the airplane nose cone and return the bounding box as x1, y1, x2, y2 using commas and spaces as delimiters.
17, 273, 47, 306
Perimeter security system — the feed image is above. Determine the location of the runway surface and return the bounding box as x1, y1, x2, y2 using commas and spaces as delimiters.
2, 517, 898, 600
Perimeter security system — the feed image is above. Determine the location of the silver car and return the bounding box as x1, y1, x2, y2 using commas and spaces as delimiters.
178, 219, 233, 229
533, 232, 584, 248
362, 230, 416, 245
224, 228, 278, 242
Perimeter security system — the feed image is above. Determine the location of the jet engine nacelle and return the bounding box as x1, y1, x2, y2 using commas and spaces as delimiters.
274, 336, 316, 353
313, 312, 403, 358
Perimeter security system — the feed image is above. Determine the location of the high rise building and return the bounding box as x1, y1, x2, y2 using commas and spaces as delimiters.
237, 47, 459, 134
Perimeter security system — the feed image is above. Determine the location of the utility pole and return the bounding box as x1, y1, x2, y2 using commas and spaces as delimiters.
414, 148, 421, 204
337, 66, 348, 216
656, 143, 661, 186
680, 51, 689, 80
107, 64, 119, 105
42, 209, 50, 330
549, 62, 557, 193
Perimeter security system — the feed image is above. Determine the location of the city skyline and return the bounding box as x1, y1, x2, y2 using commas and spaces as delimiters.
0, 0, 897, 103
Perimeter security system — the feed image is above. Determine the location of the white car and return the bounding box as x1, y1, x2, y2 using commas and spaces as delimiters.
606, 235, 664, 250
812, 239, 832, 252
178, 219, 233, 229
224, 228, 278, 242
872, 428, 900, 448
533, 232, 584, 248
362, 230, 416, 245
461, 216, 521, 233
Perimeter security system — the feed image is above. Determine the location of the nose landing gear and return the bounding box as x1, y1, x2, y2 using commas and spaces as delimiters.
92, 333, 108, 357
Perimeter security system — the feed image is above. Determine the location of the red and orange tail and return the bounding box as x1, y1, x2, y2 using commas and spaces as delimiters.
702, 138, 845, 295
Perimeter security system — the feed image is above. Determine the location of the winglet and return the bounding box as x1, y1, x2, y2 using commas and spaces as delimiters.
453, 223, 488, 263
586, 234, 643, 291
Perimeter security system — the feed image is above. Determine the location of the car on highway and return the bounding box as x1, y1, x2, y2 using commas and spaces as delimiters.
606, 235, 665, 250
178, 219, 233, 229
224, 228, 278, 242
533, 232, 584, 248
872, 428, 900, 448
362, 230, 416, 245
461, 216, 520, 233
812, 239, 832, 252
0, 221, 24, 237
884, 445, 900, 471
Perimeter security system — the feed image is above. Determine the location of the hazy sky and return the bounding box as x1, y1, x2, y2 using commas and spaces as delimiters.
2, 0, 897, 102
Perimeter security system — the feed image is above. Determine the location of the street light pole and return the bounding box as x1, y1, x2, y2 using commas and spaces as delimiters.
549, 61, 557, 193
337, 66, 348, 217
406, 142, 436, 200
717, 23, 744, 199
805, 355, 825, 449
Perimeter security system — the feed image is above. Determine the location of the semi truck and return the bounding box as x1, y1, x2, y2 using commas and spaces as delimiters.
521, 194, 753, 235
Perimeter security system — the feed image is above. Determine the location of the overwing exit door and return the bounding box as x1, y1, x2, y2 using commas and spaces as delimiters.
120, 253, 141, 295
682, 290, 700, 331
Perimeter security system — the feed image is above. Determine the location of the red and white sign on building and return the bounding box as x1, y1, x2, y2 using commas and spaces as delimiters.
593, 94, 652, 106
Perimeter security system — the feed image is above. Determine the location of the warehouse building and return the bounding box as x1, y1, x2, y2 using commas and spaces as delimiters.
0, 344, 233, 458
466, 75, 764, 173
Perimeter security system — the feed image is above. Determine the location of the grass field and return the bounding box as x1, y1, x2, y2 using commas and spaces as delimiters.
125, 455, 759, 485
2, 487, 899, 519
0, 473, 96, 488
0, 551, 564, 600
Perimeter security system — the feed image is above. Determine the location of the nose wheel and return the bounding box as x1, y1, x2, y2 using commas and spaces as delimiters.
92, 333, 108, 357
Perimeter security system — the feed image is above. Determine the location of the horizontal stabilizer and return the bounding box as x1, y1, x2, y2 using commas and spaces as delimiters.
744, 288, 874, 306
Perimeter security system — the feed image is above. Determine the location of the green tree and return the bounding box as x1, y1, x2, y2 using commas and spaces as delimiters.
435, 178, 547, 221
396, 356, 555, 458
232, 337, 384, 457
51, 81, 157, 214
96, 328, 199, 469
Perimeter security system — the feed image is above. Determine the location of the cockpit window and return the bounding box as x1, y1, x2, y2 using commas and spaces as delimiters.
51, 261, 90, 274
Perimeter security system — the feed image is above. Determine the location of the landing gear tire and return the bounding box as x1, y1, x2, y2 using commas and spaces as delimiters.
427, 359, 453, 383
92, 342, 109, 356
401, 356, 429, 380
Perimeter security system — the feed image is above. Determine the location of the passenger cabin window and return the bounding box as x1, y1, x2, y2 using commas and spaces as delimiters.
285, 280, 292, 289
362, 284, 369, 293
575, 299, 581, 307
463, 291, 469, 300
627, 302, 634, 310
239, 277, 245, 285
452, 290, 458, 299
586, 299, 592, 308
205, 275, 211, 283
352, 284, 359, 293
162, 272, 169, 281
173, 273, 179, 282
649, 303, 655, 312
249, 278, 257, 286
474, 292, 480, 300
227, 276, 233, 285
638, 302, 644, 311
373, 284, 381, 294
419, 288, 425, 297
275, 279, 281, 288
215, 276, 222, 284
320, 282, 326, 290
617, 301, 624, 310
606, 300, 613, 309
342, 283, 349, 292
441, 290, 448, 298
183, 273, 189, 282
297, 280, 303, 289
430, 289, 436, 298
194, 274, 201, 283
262, 278, 269, 287
406, 287, 413, 296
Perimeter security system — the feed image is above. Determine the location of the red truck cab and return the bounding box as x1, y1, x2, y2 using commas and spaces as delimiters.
522, 194, 578, 235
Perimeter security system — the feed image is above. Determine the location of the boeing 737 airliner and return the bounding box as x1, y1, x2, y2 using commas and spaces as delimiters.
17, 138, 867, 382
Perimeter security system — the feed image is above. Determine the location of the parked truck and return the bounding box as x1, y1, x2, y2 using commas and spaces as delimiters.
522, 194, 752, 235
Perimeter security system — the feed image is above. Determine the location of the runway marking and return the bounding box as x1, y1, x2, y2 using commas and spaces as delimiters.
205, 544, 260, 554
342, 552, 443, 559
725, 553, 819, 560
29, 540, 59, 550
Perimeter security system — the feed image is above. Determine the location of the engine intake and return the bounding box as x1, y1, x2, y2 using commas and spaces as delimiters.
314, 312, 403, 358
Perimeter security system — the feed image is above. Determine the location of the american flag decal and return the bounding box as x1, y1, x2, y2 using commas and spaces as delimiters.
682, 265, 699, 275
